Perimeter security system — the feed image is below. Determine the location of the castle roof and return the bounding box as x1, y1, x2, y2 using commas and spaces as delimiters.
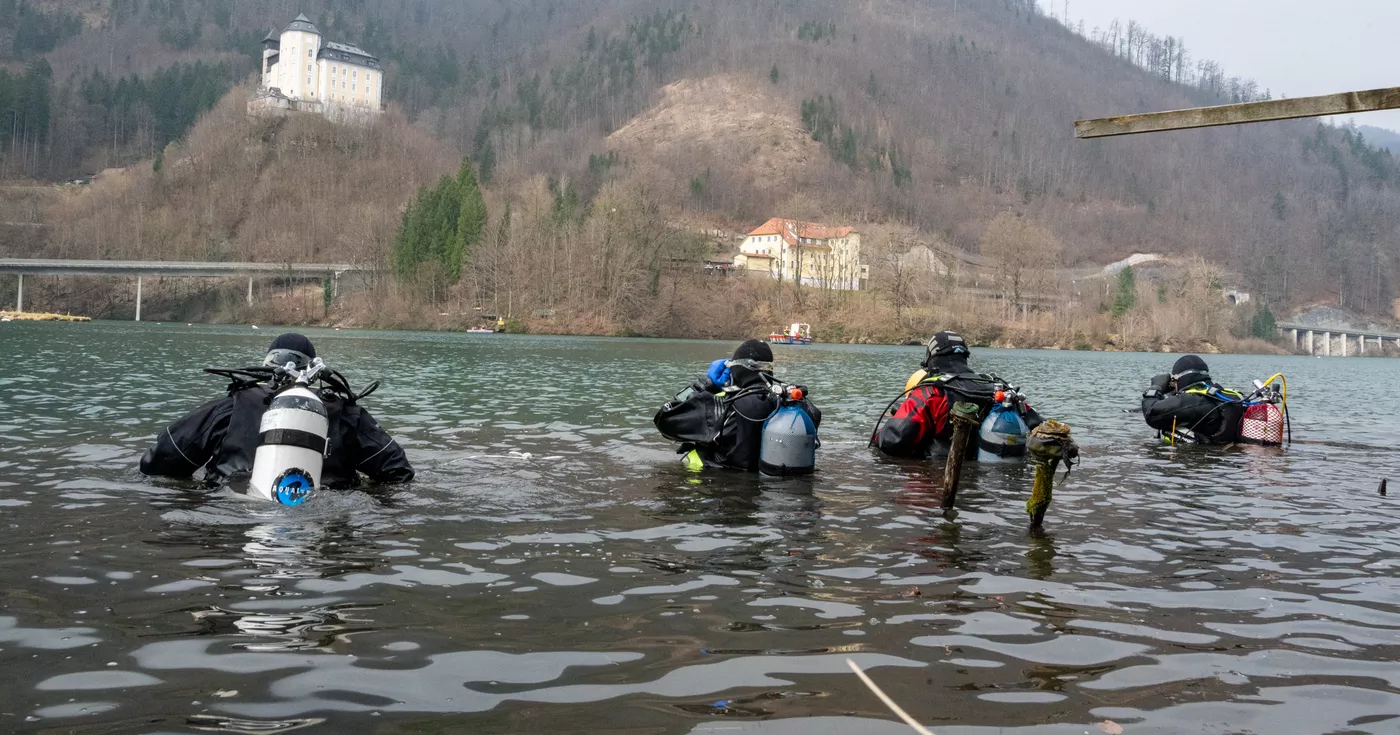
285, 13, 319, 35
319, 41, 381, 69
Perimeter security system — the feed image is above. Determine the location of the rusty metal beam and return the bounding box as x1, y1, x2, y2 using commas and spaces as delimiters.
1075, 87, 1400, 139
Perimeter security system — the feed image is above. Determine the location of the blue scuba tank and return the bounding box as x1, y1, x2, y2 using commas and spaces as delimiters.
760, 397, 818, 476
977, 401, 1029, 462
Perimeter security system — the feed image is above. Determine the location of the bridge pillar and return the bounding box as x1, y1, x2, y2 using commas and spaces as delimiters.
247, 277, 254, 306
1359, 335, 1365, 356
1342, 332, 1348, 357
15, 273, 21, 312
1323, 332, 1331, 356
1306, 330, 1314, 355
1290, 328, 1298, 350
135, 276, 142, 322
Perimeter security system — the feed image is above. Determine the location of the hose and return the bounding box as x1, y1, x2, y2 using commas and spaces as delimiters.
868, 373, 1000, 447
1253, 373, 1289, 446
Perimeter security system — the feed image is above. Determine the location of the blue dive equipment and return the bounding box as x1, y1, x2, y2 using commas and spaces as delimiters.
759, 385, 818, 476
977, 384, 1030, 462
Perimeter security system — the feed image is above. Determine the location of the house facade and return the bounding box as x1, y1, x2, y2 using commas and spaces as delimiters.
733, 218, 866, 291
248, 14, 383, 122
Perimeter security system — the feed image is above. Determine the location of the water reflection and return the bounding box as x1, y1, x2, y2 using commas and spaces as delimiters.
648, 470, 825, 583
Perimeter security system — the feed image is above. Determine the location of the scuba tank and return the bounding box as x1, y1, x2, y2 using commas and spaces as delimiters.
977, 385, 1030, 462
760, 384, 818, 476
248, 358, 329, 506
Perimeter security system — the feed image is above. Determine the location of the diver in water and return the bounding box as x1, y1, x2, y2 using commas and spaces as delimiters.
140, 333, 414, 488
653, 339, 822, 473
1141, 355, 1249, 444
874, 330, 1041, 459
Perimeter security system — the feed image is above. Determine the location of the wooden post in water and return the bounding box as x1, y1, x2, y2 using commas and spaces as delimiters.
15, 273, 21, 312
1026, 421, 1079, 527
942, 402, 982, 509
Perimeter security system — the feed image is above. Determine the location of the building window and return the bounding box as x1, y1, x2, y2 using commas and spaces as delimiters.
307, 48, 313, 59
352, 83, 356, 91
307, 76, 311, 85
307, 63, 312, 72
353, 70, 357, 79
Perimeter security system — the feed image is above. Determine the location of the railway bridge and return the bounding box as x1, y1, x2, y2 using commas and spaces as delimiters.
1277, 321, 1400, 357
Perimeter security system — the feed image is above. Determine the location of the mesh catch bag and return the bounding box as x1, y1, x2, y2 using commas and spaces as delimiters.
1240, 403, 1284, 445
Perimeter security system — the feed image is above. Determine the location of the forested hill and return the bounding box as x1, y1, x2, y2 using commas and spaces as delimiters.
4, 0, 1400, 318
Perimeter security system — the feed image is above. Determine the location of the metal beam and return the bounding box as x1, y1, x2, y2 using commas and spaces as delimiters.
1075, 87, 1400, 139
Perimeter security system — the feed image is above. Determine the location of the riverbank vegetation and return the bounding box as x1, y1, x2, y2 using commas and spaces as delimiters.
3, 0, 1399, 352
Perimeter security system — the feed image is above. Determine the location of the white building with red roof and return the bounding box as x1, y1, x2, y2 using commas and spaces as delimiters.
733, 218, 866, 290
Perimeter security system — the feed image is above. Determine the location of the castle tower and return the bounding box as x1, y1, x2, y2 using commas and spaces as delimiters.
260, 29, 279, 89
278, 13, 321, 101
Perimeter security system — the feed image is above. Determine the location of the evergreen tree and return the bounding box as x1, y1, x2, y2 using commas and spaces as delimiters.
392, 157, 490, 288
1111, 266, 1137, 317
1250, 304, 1277, 339
453, 156, 487, 281
392, 187, 427, 279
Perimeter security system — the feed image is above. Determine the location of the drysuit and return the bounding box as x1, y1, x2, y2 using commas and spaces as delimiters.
875, 353, 1042, 459
1141, 368, 1246, 445
654, 341, 822, 472
141, 381, 414, 488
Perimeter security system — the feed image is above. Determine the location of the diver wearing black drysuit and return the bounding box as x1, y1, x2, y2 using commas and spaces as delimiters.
654, 339, 822, 472
875, 331, 1043, 459
1141, 354, 1245, 444
140, 333, 414, 488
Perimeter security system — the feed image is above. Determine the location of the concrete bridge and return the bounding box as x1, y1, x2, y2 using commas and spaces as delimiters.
0, 258, 369, 321
1277, 321, 1400, 357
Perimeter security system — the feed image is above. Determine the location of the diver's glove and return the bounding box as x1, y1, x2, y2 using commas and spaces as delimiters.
1143, 373, 1171, 399
706, 359, 731, 388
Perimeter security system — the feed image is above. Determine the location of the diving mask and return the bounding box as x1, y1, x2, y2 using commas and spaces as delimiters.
264, 348, 313, 371
725, 358, 774, 374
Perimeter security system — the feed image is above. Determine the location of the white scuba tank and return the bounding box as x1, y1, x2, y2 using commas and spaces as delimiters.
977, 400, 1029, 462
759, 387, 818, 476
248, 374, 327, 506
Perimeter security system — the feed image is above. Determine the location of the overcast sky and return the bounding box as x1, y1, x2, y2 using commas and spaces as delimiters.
1063, 0, 1400, 132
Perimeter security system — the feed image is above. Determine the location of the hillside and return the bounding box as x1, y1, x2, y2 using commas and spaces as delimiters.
1358, 125, 1400, 154
3, 0, 1400, 345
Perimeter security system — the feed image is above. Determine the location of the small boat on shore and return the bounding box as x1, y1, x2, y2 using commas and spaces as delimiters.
768, 322, 813, 345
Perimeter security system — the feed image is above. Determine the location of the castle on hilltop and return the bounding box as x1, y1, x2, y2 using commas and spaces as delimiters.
247, 13, 384, 123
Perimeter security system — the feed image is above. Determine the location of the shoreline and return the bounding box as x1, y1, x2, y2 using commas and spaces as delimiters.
11, 317, 1342, 357
0, 310, 91, 322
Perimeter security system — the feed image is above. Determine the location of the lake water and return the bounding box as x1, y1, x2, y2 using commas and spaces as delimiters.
2, 321, 1399, 734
